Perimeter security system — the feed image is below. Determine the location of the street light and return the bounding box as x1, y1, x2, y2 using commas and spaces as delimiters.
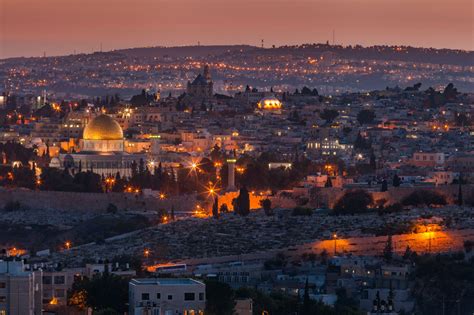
333, 233, 338, 255
65, 241, 71, 250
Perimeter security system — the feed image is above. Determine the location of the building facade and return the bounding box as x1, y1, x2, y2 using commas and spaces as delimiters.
56, 114, 146, 177
0, 261, 42, 315
129, 278, 205, 315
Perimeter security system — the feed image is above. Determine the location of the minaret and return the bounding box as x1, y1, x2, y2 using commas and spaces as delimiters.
227, 152, 236, 191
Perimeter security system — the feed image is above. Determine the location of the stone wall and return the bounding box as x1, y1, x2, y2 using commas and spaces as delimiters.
315, 185, 474, 208
0, 188, 197, 213
1, 184, 471, 214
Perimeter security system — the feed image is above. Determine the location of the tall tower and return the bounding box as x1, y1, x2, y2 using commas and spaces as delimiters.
203, 64, 211, 82
227, 153, 236, 191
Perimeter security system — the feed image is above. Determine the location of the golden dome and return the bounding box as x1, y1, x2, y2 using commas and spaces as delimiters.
83, 114, 123, 140
257, 96, 282, 110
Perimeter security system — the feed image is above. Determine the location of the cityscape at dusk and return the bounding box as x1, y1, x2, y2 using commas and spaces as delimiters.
0, 0, 473, 315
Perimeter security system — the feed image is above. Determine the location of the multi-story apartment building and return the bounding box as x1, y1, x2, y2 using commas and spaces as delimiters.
129, 278, 205, 315
0, 261, 43, 315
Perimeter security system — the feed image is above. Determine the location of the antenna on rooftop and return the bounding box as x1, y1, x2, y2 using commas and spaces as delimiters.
261, 39, 264, 49
332, 29, 335, 45
198, 41, 200, 47
100, 42, 103, 52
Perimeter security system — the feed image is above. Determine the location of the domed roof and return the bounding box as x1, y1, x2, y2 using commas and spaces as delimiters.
83, 114, 123, 140
257, 96, 282, 110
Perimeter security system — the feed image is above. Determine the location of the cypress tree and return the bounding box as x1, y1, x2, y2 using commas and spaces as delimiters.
212, 196, 219, 219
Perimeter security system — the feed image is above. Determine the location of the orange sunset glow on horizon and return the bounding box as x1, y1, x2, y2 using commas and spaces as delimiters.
1, 0, 472, 59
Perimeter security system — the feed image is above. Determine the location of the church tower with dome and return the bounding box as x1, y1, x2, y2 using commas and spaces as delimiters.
186, 64, 213, 98
55, 114, 146, 177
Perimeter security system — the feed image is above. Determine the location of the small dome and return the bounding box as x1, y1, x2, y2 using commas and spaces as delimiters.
83, 114, 123, 140
257, 96, 282, 110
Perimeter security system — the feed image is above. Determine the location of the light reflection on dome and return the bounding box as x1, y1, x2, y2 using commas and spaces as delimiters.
257, 96, 282, 110
83, 114, 123, 140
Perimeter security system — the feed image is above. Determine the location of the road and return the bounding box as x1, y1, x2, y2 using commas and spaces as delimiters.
147, 229, 474, 272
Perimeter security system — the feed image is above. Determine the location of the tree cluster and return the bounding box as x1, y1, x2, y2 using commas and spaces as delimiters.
401, 190, 447, 207
333, 189, 373, 214
68, 269, 128, 313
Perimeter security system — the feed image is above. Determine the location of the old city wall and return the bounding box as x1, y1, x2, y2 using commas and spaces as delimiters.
317, 185, 474, 208
0, 185, 471, 213
0, 189, 197, 213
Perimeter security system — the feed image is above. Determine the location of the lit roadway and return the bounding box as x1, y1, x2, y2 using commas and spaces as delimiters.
146, 229, 474, 272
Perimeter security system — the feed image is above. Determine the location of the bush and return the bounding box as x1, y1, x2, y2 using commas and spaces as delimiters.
291, 207, 313, 216
333, 189, 373, 214
4, 201, 22, 212
402, 190, 447, 207
464, 240, 474, 253
260, 199, 273, 216
106, 203, 118, 214
264, 253, 287, 270
378, 202, 404, 215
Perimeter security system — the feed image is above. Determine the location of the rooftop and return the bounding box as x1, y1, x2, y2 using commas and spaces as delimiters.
130, 278, 204, 286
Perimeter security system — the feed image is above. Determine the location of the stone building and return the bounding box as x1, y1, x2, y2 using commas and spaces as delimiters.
186, 65, 213, 99
55, 114, 146, 177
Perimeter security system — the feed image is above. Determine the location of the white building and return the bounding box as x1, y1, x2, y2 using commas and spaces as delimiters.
129, 278, 205, 315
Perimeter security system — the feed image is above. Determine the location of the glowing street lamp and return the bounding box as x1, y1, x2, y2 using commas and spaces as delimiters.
65, 241, 71, 250
206, 182, 219, 198
333, 233, 338, 255
426, 226, 433, 252
324, 164, 333, 176
144, 249, 150, 258
148, 160, 156, 169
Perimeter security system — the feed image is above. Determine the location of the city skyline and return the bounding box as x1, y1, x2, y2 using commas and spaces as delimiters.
1, 0, 473, 59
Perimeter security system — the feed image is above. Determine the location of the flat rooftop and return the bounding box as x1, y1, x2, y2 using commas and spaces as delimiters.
130, 278, 204, 286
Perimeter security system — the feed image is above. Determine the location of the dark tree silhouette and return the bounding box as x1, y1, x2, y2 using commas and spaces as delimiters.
381, 179, 388, 192
383, 235, 393, 261
212, 196, 219, 219
236, 187, 250, 216
333, 189, 373, 214
392, 174, 401, 187
357, 109, 376, 125
319, 109, 339, 123
260, 198, 272, 216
